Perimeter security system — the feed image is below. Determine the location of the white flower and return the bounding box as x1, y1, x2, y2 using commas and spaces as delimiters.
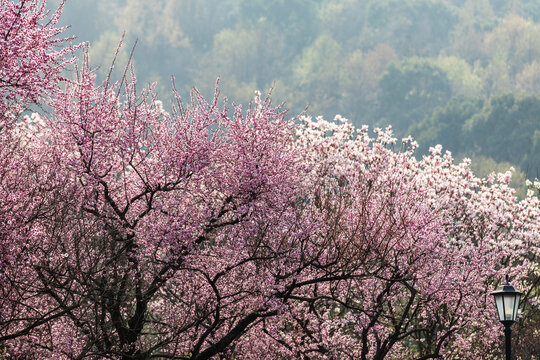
429, 144, 443, 156
154, 100, 165, 115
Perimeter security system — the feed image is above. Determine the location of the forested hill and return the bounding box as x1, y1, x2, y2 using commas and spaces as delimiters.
53, 0, 540, 181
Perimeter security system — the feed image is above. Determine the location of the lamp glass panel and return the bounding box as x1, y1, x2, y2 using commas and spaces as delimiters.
495, 295, 505, 321
503, 294, 517, 321
512, 294, 521, 320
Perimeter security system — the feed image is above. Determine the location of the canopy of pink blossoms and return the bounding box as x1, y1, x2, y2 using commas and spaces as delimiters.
0, 1, 539, 359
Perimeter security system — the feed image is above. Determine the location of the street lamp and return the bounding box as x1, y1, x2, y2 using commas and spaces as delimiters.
491, 276, 522, 360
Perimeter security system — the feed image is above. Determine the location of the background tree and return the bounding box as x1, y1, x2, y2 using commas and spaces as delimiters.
338, 44, 399, 127
410, 96, 484, 156
364, 0, 457, 57
194, 21, 289, 102
434, 56, 484, 98
378, 58, 452, 136
318, 0, 368, 45
463, 93, 540, 174
238, 0, 319, 52
411, 93, 540, 180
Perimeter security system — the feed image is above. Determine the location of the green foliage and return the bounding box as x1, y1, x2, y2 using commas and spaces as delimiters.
365, 0, 458, 56
411, 94, 540, 179
294, 35, 342, 87
378, 57, 452, 135
469, 155, 527, 197
481, 15, 540, 93
318, 0, 368, 44
435, 56, 484, 97
239, 0, 319, 50
464, 94, 540, 171
491, 0, 540, 21
529, 130, 540, 178
410, 96, 484, 154
194, 21, 289, 102
291, 35, 343, 116
516, 61, 540, 92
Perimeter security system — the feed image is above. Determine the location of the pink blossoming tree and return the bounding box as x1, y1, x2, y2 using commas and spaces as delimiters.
1, 1, 539, 359
1, 1, 75, 353
0, 0, 74, 118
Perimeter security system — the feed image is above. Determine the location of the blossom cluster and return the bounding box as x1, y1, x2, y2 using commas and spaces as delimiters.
0, 0, 75, 119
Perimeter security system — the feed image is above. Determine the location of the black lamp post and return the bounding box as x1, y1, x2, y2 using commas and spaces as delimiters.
491, 276, 522, 360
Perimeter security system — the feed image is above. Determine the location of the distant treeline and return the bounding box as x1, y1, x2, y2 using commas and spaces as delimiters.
54, 0, 540, 181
